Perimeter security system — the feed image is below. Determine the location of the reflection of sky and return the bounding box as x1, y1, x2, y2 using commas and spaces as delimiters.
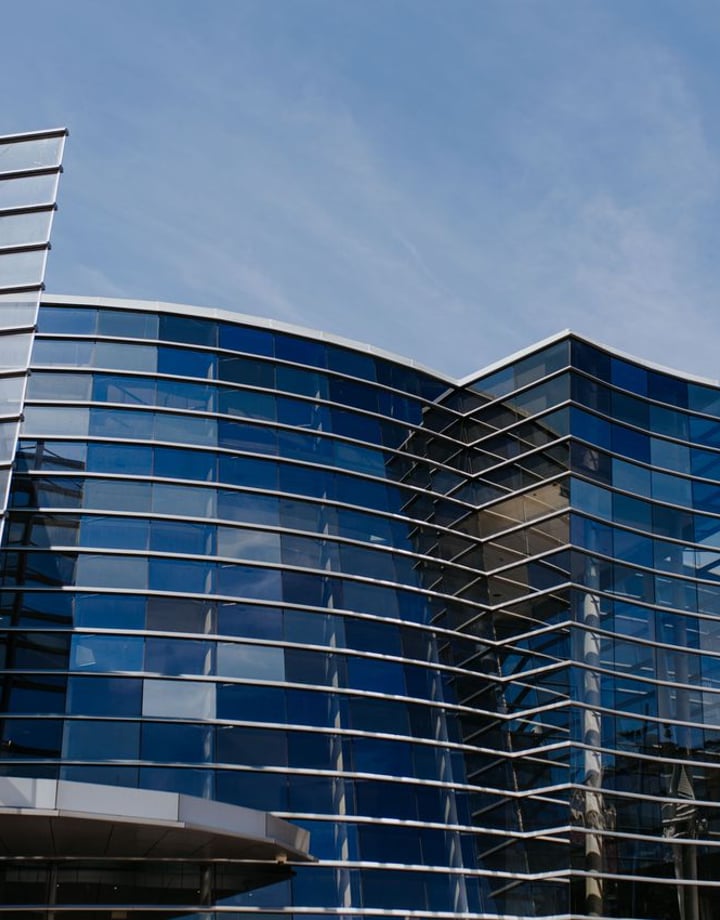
4, 1, 720, 380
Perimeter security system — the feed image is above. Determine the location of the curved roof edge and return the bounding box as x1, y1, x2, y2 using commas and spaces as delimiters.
42, 293, 454, 385
42, 294, 720, 392
0, 776, 313, 862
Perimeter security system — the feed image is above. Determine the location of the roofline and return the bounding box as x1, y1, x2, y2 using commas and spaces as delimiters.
42, 294, 720, 392
42, 293, 455, 383
0, 127, 68, 143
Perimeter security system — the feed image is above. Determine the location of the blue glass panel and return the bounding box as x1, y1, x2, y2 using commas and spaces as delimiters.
690, 415, 720, 448
145, 638, 212, 675
275, 333, 326, 369
688, 382, 720, 415
94, 342, 157, 373
612, 457, 651, 497
693, 481, 720, 514
276, 365, 328, 399
63, 719, 140, 760
75, 554, 148, 589
216, 726, 287, 766
652, 471, 692, 506
215, 769, 287, 810
218, 355, 274, 387
146, 596, 214, 633
66, 676, 142, 717
217, 490, 279, 525
327, 345, 376, 380
89, 407, 154, 440
74, 593, 146, 629
156, 378, 216, 412
692, 448, 720, 480
38, 306, 96, 335
157, 346, 216, 379
92, 375, 155, 405
612, 424, 650, 463
97, 308, 158, 338
279, 462, 332, 499
570, 408, 611, 449
70, 634, 144, 671
218, 322, 274, 356
155, 446, 216, 482
651, 437, 690, 473
79, 515, 149, 550
218, 455, 277, 490
155, 412, 216, 447
87, 443, 153, 475
571, 479, 612, 520
611, 357, 648, 395
150, 519, 215, 555
150, 558, 213, 593
216, 683, 286, 722
159, 314, 216, 347
216, 564, 282, 600
32, 339, 94, 366
218, 419, 277, 454
647, 370, 687, 407
219, 387, 275, 420
217, 602, 283, 639
142, 722, 213, 764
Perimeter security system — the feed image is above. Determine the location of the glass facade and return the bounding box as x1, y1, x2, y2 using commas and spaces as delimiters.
0, 128, 719, 918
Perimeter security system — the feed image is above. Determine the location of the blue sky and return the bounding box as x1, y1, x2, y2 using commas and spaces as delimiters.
3, 0, 720, 379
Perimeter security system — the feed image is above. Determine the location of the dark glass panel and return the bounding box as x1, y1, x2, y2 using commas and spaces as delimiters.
611, 357, 648, 395
73, 594, 145, 629
159, 314, 216, 347
275, 333, 326, 369
66, 676, 142, 716
327, 345, 376, 380
647, 369, 687, 407
157, 346, 216, 379
218, 322, 274, 356
218, 354, 274, 387
154, 446, 215, 482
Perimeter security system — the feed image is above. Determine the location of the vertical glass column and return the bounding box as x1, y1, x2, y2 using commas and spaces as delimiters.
0, 129, 66, 539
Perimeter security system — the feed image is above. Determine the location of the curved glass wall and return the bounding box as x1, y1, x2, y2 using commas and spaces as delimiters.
1, 295, 719, 919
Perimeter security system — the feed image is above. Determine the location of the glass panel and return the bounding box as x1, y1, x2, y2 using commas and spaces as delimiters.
22, 406, 89, 436
94, 341, 157, 373
142, 678, 215, 719
97, 308, 158, 338
27, 372, 92, 401
75, 553, 148, 589
37, 306, 96, 334
0, 249, 46, 287
0, 173, 58, 209
0, 136, 64, 171
0, 210, 52, 246
216, 642, 285, 680
0, 374, 25, 415
0, 332, 32, 368
70, 633, 144, 671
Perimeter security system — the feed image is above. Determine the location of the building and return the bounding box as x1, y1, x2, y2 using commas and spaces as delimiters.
0, 129, 717, 919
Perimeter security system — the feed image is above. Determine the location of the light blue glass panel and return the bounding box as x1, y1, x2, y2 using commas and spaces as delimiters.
0, 333, 32, 368
142, 678, 215, 719
22, 406, 89, 436
94, 342, 157, 373
0, 249, 46, 288
0, 135, 64, 171
0, 211, 52, 246
216, 642, 285, 680
0, 173, 58, 209
75, 553, 148, 589
70, 634, 144, 671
